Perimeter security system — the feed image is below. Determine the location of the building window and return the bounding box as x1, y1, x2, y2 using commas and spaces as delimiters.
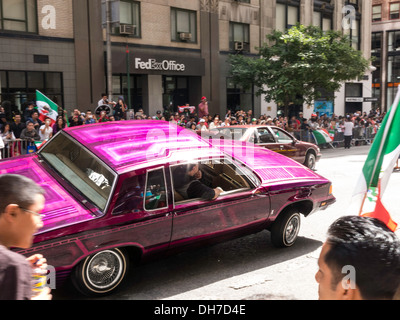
388, 30, 400, 52
117, 0, 140, 37
313, 1, 334, 32
0, 70, 63, 114
276, 1, 300, 32
372, 5, 382, 22
171, 8, 197, 43
0, 0, 37, 33
390, 3, 400, 20
371, 32, 382, 53
229, 22, 250, 52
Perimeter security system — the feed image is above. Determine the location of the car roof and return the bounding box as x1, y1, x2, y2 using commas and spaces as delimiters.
64, 120, 222, 172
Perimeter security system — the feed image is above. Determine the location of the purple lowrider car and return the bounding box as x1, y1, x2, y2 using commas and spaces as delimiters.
1, 120, 335, 296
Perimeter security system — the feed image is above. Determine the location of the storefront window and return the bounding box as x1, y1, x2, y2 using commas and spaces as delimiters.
112, 74, 143, 110
226, 78, 253, 113
0, 70, 63, 113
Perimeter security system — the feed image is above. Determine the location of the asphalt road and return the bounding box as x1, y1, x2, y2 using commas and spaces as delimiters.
53, 144, 400, 300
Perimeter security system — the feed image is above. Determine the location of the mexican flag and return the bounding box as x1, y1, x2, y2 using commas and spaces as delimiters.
312, 128, 332, 145
36, 90, 59, 125
351, 88, 400, 232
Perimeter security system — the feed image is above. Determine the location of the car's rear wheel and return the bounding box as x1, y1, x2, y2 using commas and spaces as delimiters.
72, 248, 128, 296
270, 209, 301, 248
305, 152, 316, 170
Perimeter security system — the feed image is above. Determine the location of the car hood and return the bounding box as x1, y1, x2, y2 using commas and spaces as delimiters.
210, 140, 329, 185
0, 155, 96, 236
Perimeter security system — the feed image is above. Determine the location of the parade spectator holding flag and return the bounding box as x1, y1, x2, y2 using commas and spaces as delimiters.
35, 90, 59, 126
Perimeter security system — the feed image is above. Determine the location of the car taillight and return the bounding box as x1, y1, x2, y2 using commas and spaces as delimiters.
329, 184, 333, 195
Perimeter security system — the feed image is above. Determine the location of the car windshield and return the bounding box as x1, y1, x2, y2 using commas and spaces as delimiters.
211, 128, 247, 140
39, 132, 116, 212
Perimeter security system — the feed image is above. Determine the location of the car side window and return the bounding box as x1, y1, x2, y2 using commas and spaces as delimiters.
272, 128, 293, 144
257, 128, 275, 143
144, 168, 168, 211
112, 174, 145, 215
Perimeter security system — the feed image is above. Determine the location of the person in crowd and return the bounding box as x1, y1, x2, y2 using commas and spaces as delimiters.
84, 110, 97, 125
0, 174, 52, 300
10, 114, 26, 139
20, 121, 40, 142
198, 96, 209, 119
155, 110, 163, 120
27, 110, 43, 132
173, 163, 223, 201
38, 118, 53, 142
114, 97, 127, 120
22, 102, 35, 122
68, 109, 84, 126
52, 116, 66, 134
316, 216, 400, 300
209, 117, 220, 130
343, 117, 354, 149
98, 110, 110, 123
1, 122, 16, 158
0, 107, 6, 129
98, 93, 116, 108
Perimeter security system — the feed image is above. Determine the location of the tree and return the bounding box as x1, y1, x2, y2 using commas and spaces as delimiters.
228, 24, 370, 116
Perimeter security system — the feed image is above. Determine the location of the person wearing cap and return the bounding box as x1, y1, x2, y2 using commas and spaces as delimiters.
197, 118, 208, 131
155, 110, 163, 120
198, 96, 209, 119
251, 118, 257, 125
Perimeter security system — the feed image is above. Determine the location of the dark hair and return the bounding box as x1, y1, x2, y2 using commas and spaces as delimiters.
0, 175, 45, 214
325, 216, 400, 300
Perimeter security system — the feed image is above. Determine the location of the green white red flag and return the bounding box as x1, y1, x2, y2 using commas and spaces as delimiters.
312, 128, 333, 145
36, 90, 59, 125
351, 88, 400, 232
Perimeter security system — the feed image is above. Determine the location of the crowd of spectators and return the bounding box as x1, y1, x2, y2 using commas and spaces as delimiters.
0, 96, 385, 159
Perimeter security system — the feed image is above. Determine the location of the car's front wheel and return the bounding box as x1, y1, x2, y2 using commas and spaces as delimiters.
72, 248, 129, 296
270, 209, 301, 248
305, 152, 316, 170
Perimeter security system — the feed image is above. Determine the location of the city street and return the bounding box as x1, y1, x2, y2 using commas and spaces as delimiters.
53, 144, 400, 300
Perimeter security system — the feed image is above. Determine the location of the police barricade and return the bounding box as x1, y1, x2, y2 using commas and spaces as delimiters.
0, 139, 37, 160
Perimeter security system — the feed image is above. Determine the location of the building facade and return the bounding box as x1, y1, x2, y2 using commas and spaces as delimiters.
0, 0, 372, 118
371, 0, 400, 111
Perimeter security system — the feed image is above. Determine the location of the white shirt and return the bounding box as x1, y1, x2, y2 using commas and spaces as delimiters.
344, 121, 354, 136
39, 125, 53, 141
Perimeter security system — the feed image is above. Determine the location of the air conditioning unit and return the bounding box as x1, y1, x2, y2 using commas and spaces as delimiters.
119, 24, 136, 35
180, 32, 192, 41
234, 41, 244, 51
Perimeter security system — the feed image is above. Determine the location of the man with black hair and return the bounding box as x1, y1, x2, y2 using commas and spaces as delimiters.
0, 174, 51, 300
173, 163, 223, 201
316, 216, 400, 300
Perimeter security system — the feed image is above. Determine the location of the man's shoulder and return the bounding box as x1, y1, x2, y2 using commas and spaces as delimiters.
0, 246, 28, 269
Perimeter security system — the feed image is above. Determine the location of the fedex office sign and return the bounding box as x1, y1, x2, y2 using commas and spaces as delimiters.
134, 58, 186, 72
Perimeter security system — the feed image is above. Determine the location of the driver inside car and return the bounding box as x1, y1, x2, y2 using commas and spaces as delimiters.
173, 163, 223, 201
